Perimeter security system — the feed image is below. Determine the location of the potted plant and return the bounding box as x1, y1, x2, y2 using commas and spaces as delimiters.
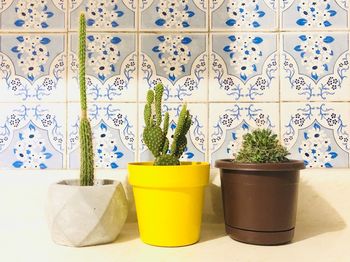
128, 84, 209, 247
215, 129, 305, 245
46, 13, 128, 247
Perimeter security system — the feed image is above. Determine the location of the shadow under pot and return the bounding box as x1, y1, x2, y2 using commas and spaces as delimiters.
215, 159, 305, 245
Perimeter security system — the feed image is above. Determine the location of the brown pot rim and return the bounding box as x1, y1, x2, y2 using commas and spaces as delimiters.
215, 159, 305, 171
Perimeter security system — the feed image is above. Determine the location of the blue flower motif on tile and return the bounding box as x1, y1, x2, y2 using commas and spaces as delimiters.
226, 0, 265, 28
87, 35, 121, 81
210, 104, 278, 163
282, 33, 350, 100
295, 1, 337, 27
69, 34, 136, 101
283, 103, 350, 167
85, 0, 124, 28
298, 122, 338, 168
68, 104, 136, 169
0, 104, 65, 169
152, 35, 192, 82
11, 36, 51, 81
14, 0, 54, 29
223, 35, 263, 81
211, 33, 278, 101
0, 35, 66, 101
12, 122, 52, 169
294, 35, 335, 81
93, 121, 124, 169
155, 0, 195, 28
140, 34, 207, 101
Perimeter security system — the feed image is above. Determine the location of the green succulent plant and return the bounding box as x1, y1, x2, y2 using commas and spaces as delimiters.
143, 83, 192, 166
236, 129, 290, 163
79, 13, 95, 186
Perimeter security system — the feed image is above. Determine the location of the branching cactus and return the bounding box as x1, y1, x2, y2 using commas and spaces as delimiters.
79, 13, 95, 186
143, 84, 192, 166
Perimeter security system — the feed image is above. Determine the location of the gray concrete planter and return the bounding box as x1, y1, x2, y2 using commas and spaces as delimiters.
47, 179, 128, 247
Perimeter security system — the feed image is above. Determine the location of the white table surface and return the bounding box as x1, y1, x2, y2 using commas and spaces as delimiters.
0, 168, 349, 262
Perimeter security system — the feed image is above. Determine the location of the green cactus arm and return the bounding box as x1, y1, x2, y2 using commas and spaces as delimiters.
79, 13, 87, 118
163, 112, 169, 137
144, 104, 151, 127
162, 137, 169, 155
155, 83, 163, 126
80, 115, 94, 186
170, 104, 188, 155
146, 90, 155, 126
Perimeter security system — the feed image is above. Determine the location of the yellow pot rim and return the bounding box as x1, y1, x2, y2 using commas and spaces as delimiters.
128, 162, 210, 188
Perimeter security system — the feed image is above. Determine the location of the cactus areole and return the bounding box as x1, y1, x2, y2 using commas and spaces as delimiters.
143, 84, 192, 166
79, 13, 95, 186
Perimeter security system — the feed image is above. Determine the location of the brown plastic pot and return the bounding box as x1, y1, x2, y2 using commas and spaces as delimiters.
215, 159, 305, 245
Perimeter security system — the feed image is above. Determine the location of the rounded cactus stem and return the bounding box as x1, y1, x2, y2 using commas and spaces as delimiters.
170, 104, 188, 154
155, 83, 163, 126
144, 104, 151, 127
79, 13, 87, 118
78, 13, 94, 186
147, 90, 154, 104
163, 112, 169, 136
80, 118, 94, 186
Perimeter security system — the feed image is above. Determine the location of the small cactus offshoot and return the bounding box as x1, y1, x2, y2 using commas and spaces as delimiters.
143, 84, 192, 166
79, 13, 95, 186
236, 129, 290, 163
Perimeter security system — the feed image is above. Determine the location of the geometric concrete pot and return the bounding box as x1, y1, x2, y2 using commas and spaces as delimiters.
47, 179, 128, 247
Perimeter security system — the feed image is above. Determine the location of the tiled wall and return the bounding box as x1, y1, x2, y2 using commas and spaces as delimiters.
0, 0, 349, 170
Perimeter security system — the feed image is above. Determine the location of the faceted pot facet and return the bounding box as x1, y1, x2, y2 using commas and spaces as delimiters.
47, 179, 128, 247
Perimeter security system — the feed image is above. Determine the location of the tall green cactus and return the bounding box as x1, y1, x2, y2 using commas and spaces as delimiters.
143, 83, 192, 166
79, 13, 94, 186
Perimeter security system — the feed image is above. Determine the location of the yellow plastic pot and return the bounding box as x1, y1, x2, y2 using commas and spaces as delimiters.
128, 161, 209, 247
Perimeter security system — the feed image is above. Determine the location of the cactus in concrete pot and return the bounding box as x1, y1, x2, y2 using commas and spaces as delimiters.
78, 13, 94, 186
143, 83, 192, 166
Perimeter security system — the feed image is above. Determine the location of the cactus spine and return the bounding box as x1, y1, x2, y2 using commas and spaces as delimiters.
79, 13, 95, 186
143, 83, 192, 166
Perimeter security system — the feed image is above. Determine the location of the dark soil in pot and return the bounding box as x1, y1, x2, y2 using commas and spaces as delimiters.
215, 159, 305, 245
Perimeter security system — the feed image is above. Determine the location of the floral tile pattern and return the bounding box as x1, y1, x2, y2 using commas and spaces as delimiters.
281, 0, 349, 29
281, 102, 350, 168
210, 0, 277, 30
139, 103, 207, 162
0, 0, 66, 31
140, 0, 207, 31
1, 4, 350, 170
0, 103, 65, 169
210, 33, 279, 101
281, 33, 350, 101
67, 103, 137, 169
68, 33, 137, 102
139, 33, 208, 102
69, 0, 136, 30
209, 103, 279, 164
0, 34, 66, 102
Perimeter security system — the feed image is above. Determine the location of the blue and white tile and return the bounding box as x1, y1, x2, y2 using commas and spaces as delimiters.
139, 34, 208, 102
281, 32, 350, 101
140, 0, 207, 31
68, 33, 137, 102
69, 0, 136, 30
0, 0, 66, 31
209, 103, 279, 164
0, 34, 66, 102
67, 103, 137, 169
281, 102, 350, 168
210, 0, 277, 31
281, 0, 348, 29
210, 33, 279, 101
139, 103, 207, 162
0, 103, 66, 169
